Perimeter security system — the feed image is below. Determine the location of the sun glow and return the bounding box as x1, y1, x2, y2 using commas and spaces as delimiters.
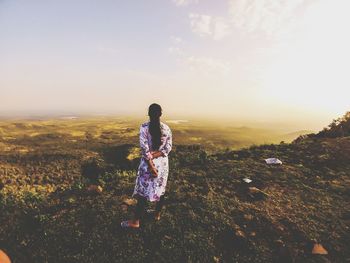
261, 0, 350, 116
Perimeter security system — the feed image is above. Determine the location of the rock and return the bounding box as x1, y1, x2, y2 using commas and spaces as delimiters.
0, 250, 11, 263
243, 178, 252, 183
312, 243, 328, 255
265, 158, 282, 165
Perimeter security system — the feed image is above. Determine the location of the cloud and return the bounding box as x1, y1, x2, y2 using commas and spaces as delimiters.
172, 0, 198, 7
189, 13, 231, 40
185, 56, 231, 74
228, 0, 307, 36
170, 36, 183, 44
168, 33, 231, 74
168, 36, 184, 56
168, 46, 184, 56
258, 0, 350, 114
212, 18, 231, 40
189, 13, 212, 37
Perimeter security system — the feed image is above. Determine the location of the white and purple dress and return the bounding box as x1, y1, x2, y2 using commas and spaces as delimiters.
132, 121, 172, 202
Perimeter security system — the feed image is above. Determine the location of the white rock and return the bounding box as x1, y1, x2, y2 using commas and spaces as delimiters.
265, 158, 282, 165
243, 178, 252, 183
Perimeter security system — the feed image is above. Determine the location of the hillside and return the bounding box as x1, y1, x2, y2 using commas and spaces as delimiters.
0, 119, 349, 262
312, 111, 350, 139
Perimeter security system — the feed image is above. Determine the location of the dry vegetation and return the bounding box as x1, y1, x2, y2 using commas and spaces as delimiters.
0, 116, 349, 262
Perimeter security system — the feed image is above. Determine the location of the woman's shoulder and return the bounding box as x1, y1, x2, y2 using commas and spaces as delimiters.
160, 122, 171, 133
140, 122, 150, 132
140, 121, 171, 132
141, 121, 150, 128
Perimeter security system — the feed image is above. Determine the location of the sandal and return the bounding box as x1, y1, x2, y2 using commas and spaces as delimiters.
120, 220, 140, 229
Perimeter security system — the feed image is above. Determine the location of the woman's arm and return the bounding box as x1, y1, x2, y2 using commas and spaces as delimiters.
140, 125, 158, 177
158, 126, 172, 157
147, 159, 158, 177
150, 151, 164, 159
139, 125, 153, 160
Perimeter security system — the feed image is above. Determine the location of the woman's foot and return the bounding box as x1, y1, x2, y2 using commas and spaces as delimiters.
120, 220, 140, 228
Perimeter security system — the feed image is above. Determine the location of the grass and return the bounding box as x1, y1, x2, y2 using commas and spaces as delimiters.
0, 118, 349, 262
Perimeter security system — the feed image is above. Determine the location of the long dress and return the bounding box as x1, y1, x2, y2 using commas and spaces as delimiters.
132, 121, 172, 202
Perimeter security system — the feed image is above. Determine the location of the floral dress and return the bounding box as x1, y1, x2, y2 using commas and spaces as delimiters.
132, 121, 172, 202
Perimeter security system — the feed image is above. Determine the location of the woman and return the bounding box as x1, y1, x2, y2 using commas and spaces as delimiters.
121, 103, 172, 228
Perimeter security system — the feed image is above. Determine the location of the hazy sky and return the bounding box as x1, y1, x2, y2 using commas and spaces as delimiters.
1, 0, 349, 129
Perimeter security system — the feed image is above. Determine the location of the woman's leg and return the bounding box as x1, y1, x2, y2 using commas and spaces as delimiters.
121, 195, 147, 228
134, 195, 147, 220
154, 195, 165, 219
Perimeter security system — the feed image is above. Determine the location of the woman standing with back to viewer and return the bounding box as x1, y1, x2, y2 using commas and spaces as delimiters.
121, 103, 172, 228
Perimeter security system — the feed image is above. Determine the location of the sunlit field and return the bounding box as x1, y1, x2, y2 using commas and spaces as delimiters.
0, 116, 311, 153
0, 114, 349, 262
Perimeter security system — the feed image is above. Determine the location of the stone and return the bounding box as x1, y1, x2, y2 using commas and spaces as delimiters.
0, 250, 11, 263
312, 243, 328, 255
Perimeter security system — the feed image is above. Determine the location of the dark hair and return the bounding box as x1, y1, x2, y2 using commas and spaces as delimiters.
148, 103, 162, 150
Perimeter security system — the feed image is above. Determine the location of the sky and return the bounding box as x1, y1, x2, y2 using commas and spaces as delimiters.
1, 0, 349, 130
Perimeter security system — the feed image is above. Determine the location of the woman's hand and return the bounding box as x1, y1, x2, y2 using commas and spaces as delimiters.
148, 159, 158, 177
151, 151, 163, 159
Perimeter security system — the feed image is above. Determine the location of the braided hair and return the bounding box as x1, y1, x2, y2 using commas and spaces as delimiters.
148, 103, 162, 150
